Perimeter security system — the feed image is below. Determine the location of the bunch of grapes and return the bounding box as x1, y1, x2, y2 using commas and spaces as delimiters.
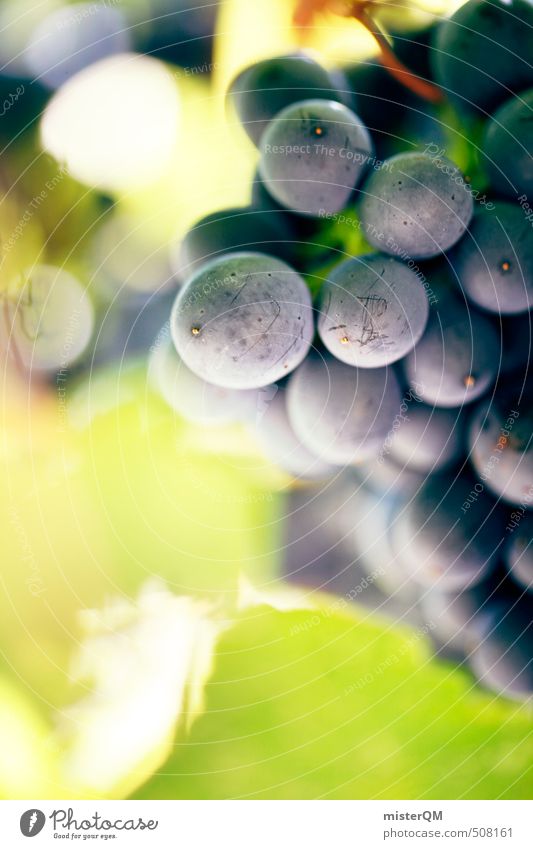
147, 0, 533, 701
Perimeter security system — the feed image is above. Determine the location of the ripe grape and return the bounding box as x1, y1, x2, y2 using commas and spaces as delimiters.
387, 402, 464, 474
404, 303, 500, 408
351, 485, 420, 601
482, 89, 533, 199
171, 206, 294, 279
470, 601, 533, 701
148, 325, 254, 425
431, 0, 533, 114
391, 473, 505, 591
359, 152, 473, 259
3, 265, 94, 372
420, 582, 497, 653
255, 387, 337, 480
170, 252, 313, 390
317, 253, 429, 367
451, 202, 533, 315
343, 60, 418, 158
259, 99, 373, 217
504, 514, 533, 591
356, 455, 426, 500
286, 352, 401, 465
468, 398, 533, 508
133, 0, 217, 69
229, 54, 345, 146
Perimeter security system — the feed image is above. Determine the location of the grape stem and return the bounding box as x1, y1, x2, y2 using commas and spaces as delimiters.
293, 0, 444, 105
355, 7, 444, 104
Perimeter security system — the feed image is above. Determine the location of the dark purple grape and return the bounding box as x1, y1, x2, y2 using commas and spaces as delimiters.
355, 455, 426, 500
468, 398, 533, 507
259, 99, 373, 216
359, 152, 473, 259
431, 0, 533, 114
404, 302, 500, 408
470, 601, 533, 701
229, 54, 345, 145
318, 253, 429, 367
420, 583, 497, 652
387, 402, 464, 473
451, 202, 533, 314
171, 252, 314, 389
171, 206, 295, 279
391, 473, 505, 591
482, 88, 533, 199
286, 352, 401, 465
504, 514, 533, 591
149, 325, 256, 425
255, 386, 337, 480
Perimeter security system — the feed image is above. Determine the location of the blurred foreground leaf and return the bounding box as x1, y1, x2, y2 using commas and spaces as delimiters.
136, 600, 533, 799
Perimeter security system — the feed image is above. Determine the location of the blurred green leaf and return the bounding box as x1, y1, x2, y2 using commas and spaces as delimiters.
136, 600, 533, 799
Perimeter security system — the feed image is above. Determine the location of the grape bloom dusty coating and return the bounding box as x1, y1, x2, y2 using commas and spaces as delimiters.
504, 514, 533, 591
255, 387, 337, 480
172, 206, 294, 278
431, 0, 533, 114
451, 202, 533, 315
359, 152, 473, 259
170, 252, 314, 390
387, 403, 464, 474
470, 602, 533, 702
404, 304, 500, 408
259, 99, 373, 216
468, 399, 533, 508
318, 254, 429, 367
482, 89, 533, 199
148, 325, 257, 425
391, 474, 505, 591
286, 353, 401, 465
229, 54, 345, 146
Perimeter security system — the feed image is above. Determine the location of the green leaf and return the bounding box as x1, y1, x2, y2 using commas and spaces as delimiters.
135, 601, 533, 800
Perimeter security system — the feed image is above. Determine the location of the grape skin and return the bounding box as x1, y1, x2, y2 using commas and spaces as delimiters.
170, 252, 314, 390
391, 473, 505, 591
404, 303, 500, 408
149, 325, 256, 426
470, 602, 533, 701
431, 0, 533, 114
255, 387, 337, 480
451, 202, 533, 315
356, 455, 426, 500
504, 514, 533, 591
468, 399, 533, 508
387, 403, 464, 474
229, 54, 345, 146
318, 253, 429, 368
171, 206, 295, 279
420, 584, 496, 653
359, 152, 473, 259
482, 89, 533, 199
259, 99, 373, 217
286, 353, 401, 465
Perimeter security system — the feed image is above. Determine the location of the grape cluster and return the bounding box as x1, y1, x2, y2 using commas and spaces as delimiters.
148, 0, 533, 702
